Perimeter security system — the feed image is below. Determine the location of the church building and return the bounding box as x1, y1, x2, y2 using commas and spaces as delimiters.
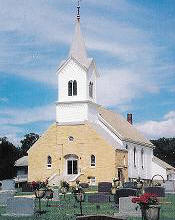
28, 5, 156, 185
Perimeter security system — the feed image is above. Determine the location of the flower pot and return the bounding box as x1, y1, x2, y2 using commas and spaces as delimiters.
35, 189, 46, 199
142, 205, 161, 220
76, 192, 85, 202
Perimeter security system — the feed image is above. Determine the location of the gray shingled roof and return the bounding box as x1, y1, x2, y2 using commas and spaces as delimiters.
99, 107, 154, 148
15, 156, 28, 167
153, 156, 175, 170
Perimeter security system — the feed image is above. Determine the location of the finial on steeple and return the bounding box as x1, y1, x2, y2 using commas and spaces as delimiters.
77, 0, 80, 22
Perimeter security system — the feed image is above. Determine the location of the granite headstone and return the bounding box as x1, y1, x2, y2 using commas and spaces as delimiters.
98, 182, 112, 194
1, 179, 15, 191
144, 186, 165, 197
0, 191, 14, 206
117, 197, 141, 217
3, 197, 35, 216
164, 181, 175, 193
114, 188, 137, 205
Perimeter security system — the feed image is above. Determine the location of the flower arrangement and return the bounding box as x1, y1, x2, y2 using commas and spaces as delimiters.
132, 193, 159, 209
31, 180, 48, 191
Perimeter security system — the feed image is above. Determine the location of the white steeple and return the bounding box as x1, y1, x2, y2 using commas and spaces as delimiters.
56, 2, 99, 124
69, 2, 91, 68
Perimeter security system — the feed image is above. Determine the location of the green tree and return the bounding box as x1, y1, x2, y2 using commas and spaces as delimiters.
151, 137, 175, 167
20, 133, 39, 156
0, 137, 20, 180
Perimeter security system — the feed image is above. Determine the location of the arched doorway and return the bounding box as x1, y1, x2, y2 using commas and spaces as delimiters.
64, 154, 78, 175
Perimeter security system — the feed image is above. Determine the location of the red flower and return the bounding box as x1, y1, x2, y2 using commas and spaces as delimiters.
132, 193, 159, 208
31, 181, 37, 187
132, 197, 140, 203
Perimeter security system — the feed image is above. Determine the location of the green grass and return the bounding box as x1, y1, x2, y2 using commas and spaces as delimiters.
0, 193, 175, 220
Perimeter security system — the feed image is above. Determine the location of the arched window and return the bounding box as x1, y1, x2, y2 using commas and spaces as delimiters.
123, 155, 126, 167
47, 156, 52, 168
68, 80, 73, 96
134, 147, 136, 167
68, 80, 77, 96
73, 80, 77, 95
141, 148, 144, 169
91, 155, 96, 167
89, 82, 93, 98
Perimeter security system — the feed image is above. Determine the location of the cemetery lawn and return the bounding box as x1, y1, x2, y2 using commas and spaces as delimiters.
0, 193, 175, 220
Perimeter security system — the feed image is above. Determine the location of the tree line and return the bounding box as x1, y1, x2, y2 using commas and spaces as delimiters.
0, 134, 175, 181
0, 133, 39, 180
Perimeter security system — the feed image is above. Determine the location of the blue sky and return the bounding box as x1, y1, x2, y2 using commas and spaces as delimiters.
0, 0, 175, 145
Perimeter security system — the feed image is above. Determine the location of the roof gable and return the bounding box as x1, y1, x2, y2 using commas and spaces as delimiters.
57, 56, 93, 75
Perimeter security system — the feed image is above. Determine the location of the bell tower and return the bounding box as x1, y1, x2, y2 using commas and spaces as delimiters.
56, 2, 99, 124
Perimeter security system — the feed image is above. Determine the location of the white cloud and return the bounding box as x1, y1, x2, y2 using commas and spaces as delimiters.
136, 111, 175, 139
97, 68, 159, 107
0, 97, 8, 103
0, 105, 55, 125
0, 104, 55, 145
0, 125, 24, 146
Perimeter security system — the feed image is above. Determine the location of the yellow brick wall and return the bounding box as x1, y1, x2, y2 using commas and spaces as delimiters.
28, 123, 128, 184
115, 149, 128, 182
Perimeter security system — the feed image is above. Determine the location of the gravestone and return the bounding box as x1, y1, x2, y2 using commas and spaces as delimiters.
22, 183, 33, 192
144, 186, 165, 197
98, 182, 112, 193
114, 188, 137, 205
164, 181, 175, 193
88, 193, 110, 203
115, 197, 141, 218
123, 182, 137, 189
0, 191, 14, 206
1, 179, 15, 191
80, 183, 89, 189
53, 188, 60, 201
2, 198, 35, 216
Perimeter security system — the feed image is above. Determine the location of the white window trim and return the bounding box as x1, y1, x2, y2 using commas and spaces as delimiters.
65, 157, 78, 175
90, 155, 96, 168
47, 164, 52, 169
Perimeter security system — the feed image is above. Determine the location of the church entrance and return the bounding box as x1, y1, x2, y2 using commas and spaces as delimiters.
67, 159, 78, 175
64, 154, 78, 175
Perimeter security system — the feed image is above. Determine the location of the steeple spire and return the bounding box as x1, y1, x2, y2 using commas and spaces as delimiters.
77, 1, 80, 22
69, 1, 90, 67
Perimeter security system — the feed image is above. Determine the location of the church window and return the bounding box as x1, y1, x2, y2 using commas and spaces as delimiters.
47, 156, 52, 168
73, 80, 77, 95
134, 147, 136, 167
141, 148, 144, 169
123, 155, 126, 167
68, 81, 73, 96
68, 80, 77, 96
91, 155, 96, 167
89, 82, 93, 98
68, 136, 74, 142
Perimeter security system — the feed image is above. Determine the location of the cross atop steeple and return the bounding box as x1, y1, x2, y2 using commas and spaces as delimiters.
77, 1, 80, 22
